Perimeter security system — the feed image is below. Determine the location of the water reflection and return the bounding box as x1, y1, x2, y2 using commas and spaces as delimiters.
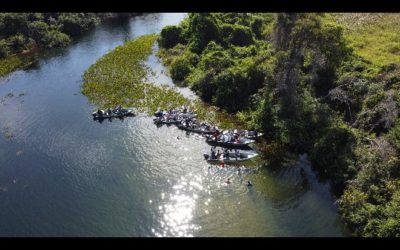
154, 174, 203, 237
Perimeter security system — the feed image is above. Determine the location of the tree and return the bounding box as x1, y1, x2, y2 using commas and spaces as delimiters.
159, 25, 184, 49
187, 13, 220, 53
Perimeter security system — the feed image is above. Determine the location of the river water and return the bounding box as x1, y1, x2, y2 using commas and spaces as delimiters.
0, 13, 346, 237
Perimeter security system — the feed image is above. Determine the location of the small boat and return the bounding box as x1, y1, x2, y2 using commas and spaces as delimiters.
176, 123, 217, 135
205, 135, 255, 149
222, 129, 263, 140
153, 117, 181, 125
92, 107, 136, 120
203, 150, 258, 164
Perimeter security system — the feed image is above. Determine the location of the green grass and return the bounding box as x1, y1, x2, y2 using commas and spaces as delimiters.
0, 55, 24, 77
330, 13, 400, 67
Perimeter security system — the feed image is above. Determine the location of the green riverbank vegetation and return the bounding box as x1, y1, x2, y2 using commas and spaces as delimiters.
157, 13, 400, 236
0, 13, 136, 77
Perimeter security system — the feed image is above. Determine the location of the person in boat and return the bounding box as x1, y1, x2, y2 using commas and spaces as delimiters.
115, 104, 122, 113
211, 147, 216, 159
235, 137, 240, 144
235, 149, 240, 160
223, 148, 229, 160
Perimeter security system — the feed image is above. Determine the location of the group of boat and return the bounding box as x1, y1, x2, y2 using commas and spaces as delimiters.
153, 106, 262, 165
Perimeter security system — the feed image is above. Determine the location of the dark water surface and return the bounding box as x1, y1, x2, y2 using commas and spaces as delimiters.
0, 13, 346, 237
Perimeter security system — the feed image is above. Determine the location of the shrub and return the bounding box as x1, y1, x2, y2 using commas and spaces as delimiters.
231, 25, 254, 46
0, 39, 10, 57
159, 25, 184, 49
170, 55, 192, 82
7, 33, 26, 53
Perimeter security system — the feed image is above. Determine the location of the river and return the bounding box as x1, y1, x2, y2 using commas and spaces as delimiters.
0, 13, 346, 237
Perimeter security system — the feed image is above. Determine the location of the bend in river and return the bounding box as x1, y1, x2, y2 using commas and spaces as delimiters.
0, 13, 347, 237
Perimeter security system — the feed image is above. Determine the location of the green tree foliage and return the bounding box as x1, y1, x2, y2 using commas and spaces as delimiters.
7, 33, 26, 53
58, 13, 100, 37
159, 25, 184, 49
0, 39, 10, 57
0, 13, 118, 59
187, 13, 220, 53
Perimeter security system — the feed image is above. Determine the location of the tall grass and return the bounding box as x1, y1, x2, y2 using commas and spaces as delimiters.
0, 55, 24, 77
331, 13, 400, 67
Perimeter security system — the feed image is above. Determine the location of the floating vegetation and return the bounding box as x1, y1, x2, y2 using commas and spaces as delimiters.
82, 34, 188, 114
0, 55, 24, 77
82, 34, 246, 130
0, 54, 38, 78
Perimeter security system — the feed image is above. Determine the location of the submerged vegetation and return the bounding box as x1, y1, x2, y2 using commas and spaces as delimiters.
158, 13, 400, 236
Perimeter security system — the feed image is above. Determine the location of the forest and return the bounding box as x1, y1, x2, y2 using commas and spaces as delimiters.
158, 13, 400, 237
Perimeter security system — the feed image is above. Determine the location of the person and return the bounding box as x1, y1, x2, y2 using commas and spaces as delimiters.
223, 148, 229, 160
107, 108, 112, 115
211, 147, 216, 159
246, 181, 252, 187
225, 178, 231, 184
235, 149, 240, 160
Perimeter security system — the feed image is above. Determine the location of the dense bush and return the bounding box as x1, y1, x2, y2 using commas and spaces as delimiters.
159, 25, 184, 49
0, 13, 116, 59
231, 25, 254, 46
187, 13, 220, 53
0, 39, 10, 57
170, 56, 192, 82
310, 125, 357, 192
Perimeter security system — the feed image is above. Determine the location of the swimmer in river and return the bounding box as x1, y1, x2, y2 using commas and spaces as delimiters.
226, 178, 231, 184
246, 180, 252, 187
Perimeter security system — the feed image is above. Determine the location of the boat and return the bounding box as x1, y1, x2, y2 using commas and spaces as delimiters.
205, 135, 255, 149
203, 149, 258, 164
154, 107, 197, 119
92, 107, 136, 120
222, 129, 264, 140
153, 117, 181, 125
176, 123, 217, 135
